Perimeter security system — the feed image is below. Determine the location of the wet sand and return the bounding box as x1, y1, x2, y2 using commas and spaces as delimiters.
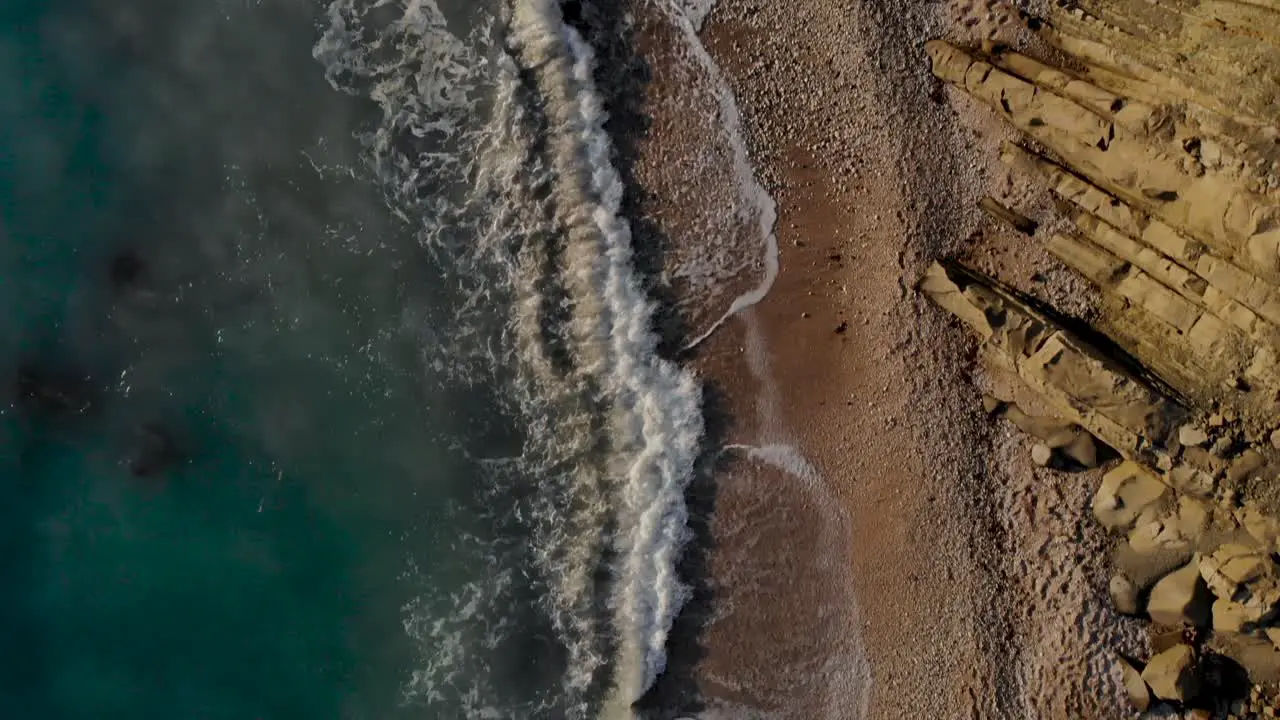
633, 0, 1146, 717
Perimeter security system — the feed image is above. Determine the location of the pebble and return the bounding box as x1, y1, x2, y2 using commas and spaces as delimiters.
1030, 443, 1053, 467
1179, 424, 1209, 447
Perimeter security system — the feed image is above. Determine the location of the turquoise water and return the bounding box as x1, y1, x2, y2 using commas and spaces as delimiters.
0, 1, 540, 717
1, 1, 707, 717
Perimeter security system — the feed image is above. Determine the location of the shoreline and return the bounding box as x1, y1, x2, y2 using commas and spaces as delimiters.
688, 1, 1011, 714
629, 0, 1147, 716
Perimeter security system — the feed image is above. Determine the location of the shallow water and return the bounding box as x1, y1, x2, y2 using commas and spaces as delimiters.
1, 1, 711, 717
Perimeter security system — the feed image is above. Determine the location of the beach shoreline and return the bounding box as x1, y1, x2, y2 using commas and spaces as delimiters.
629, 0, 1146, 716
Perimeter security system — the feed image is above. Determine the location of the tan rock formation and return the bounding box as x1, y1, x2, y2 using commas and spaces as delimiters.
922, 0, 1280, 709
1092, 460, 1170, 531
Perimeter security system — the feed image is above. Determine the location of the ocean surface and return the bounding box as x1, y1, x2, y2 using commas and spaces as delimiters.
0, 1, 726, 717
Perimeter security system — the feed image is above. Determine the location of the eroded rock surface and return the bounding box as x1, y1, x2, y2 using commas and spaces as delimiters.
923, 1, 1280, 715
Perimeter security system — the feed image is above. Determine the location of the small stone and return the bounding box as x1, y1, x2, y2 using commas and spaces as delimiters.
1110, 573, 1141, 615
1270, 428, 1280, 450
1212, 435, 1234, 457
1180, 424, 1210, 447
1209, 413, 1226, 428
1031, 443, 1053, 467
1142, 643, 1199, 701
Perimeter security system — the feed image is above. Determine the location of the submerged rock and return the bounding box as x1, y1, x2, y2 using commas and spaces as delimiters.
109, 249, 146, 290
127, 424, 182, 479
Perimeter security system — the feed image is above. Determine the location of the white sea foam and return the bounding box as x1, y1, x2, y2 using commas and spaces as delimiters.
675, 0, 718, 31
320, 0, 708, 716
721, 443, 873, 720
654, 1, 781, 351
507, 1, 705, 714
723, 443, 820, 487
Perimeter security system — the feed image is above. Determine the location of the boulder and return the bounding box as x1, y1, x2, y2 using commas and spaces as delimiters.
1127, 520, 1169, 556
1062, 431, 1099, 469
1227, 450, 1267, 485
1117, 654, 1152, 712
1214, 598, 1254, 633
1200, 544, 1280, 630
1094, 461, 1171, 532
1266, 627, 1280, 652
1110, 573, 1141, 615
1214, 634, 1280, 686
1141, 643, 1200, 702
1150, 627, 1188, 654
1127, 498, 1208, 555
1182, 447, 1230, 478
1147, 558, 1213, 628
1238, 506, 1280, 550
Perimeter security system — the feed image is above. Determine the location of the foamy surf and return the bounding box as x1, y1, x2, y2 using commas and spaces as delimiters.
653, 0, 782, 351
318, 0, 708, 716
507, 1, 704, 712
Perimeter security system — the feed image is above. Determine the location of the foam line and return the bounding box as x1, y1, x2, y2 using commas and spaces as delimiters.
508, 1, 706, 714
657, 1, 781, 352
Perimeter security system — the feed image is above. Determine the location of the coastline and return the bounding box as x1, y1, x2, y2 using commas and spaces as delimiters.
631, 0, 1148, 716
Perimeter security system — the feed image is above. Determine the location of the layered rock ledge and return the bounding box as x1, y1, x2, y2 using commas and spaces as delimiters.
922, 1, 1280, 716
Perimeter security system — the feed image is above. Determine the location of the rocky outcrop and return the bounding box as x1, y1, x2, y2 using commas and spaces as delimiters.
923, 1, 1280, 714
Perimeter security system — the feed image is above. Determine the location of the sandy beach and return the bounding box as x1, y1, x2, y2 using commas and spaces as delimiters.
630, 0, 1147, 716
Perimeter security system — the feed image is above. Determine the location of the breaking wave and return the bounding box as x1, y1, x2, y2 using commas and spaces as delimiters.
315, 0, 703, 716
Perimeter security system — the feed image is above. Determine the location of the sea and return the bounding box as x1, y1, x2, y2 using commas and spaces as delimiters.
0, 0, 784, 718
